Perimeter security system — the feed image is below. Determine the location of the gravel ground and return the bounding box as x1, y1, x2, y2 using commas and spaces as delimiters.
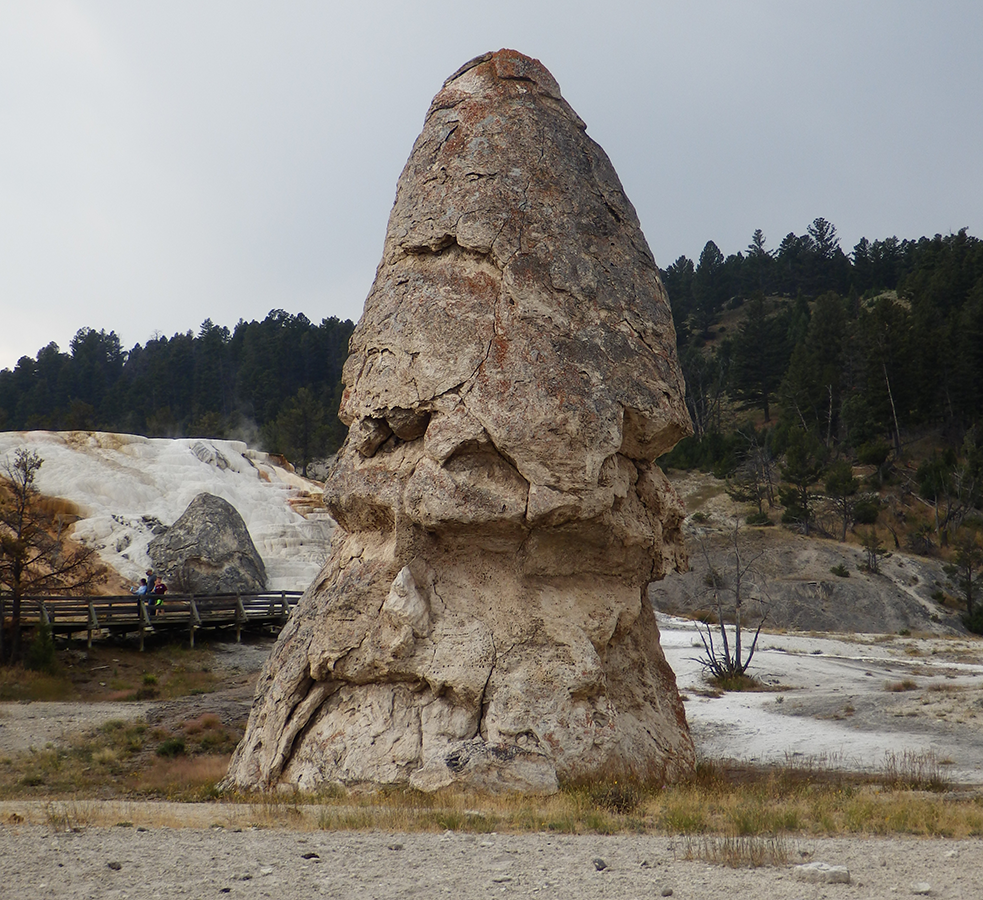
1, 825, 981, 899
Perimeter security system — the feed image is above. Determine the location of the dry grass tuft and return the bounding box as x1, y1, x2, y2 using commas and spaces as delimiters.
881, 750, 951, 792
675, 834, 792, 867
127, 755, 231, 799
182, 713, 223, 735
42, 800, 95, 832
0, 666, 71, 702
708, 671, 764, 692
885, 678, 919, 692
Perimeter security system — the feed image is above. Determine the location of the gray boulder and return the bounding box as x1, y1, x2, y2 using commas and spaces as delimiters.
148, 492, 267, 595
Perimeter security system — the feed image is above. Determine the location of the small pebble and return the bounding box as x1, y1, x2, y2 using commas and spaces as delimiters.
388, 843, 404, 851
662, 890, 674, 898
301, 852, 320, 860
107, 862, 122, 871
592, 858, 608, 871
911, 883, 932, 896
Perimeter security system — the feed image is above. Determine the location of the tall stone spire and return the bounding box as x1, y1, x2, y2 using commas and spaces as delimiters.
225, 49, 694, 793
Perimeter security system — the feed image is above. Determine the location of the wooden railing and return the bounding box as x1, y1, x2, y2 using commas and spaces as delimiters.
5, 591, 303, 650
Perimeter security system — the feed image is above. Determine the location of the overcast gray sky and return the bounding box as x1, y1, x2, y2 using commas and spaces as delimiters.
2, 1, 981, 370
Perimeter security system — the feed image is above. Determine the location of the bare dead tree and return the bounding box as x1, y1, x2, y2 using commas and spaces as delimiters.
693, 519, 768, 681
0, 450, 103, 663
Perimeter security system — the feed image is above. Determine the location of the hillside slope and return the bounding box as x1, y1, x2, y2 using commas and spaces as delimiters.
650, 472, 965, 636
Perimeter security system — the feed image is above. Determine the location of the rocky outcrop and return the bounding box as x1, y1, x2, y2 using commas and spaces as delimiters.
650, 521, 966, 636
148, 492, 266, 594
225, 49, 694, 794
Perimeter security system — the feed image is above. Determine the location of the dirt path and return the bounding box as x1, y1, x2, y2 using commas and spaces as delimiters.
1, 824, 980, 899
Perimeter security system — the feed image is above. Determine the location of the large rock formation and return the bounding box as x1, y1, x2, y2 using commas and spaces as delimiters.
226, 49, 694, 794
148, 492, 267, 594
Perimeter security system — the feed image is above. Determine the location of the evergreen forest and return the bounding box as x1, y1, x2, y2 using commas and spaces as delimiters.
662, 220, 983, 456
0, 310, 353, 475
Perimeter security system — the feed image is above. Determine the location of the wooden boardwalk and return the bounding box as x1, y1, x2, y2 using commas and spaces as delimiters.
10, 591, 303, 649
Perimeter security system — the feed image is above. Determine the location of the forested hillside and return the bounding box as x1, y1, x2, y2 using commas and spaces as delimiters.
660, 219, 983, 631
0, 310, 353, 474
662, 220, 983, 454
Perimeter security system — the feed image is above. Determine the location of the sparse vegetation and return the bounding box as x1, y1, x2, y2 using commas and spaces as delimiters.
0, 706, 241, 801
256, 755, 975, 837
694, 521, 768, 683
0, 641, 223, 703
675, 834, 791, 868
2, 734, 978, 837
885, 678, 918, 692
0, 449, 104, 663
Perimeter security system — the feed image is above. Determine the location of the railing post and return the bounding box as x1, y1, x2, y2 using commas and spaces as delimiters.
189, 596, 201, 648
87, 599, 98, 649
235, 594, 245, 644
137, 596, 152, 652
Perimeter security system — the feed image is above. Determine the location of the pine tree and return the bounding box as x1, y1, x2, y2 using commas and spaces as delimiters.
779, 429, 825, 535
730, 294, 790, 422
825, 460, 860, 541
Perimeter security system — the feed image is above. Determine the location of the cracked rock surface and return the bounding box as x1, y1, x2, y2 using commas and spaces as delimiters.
225, 49, 694, 794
